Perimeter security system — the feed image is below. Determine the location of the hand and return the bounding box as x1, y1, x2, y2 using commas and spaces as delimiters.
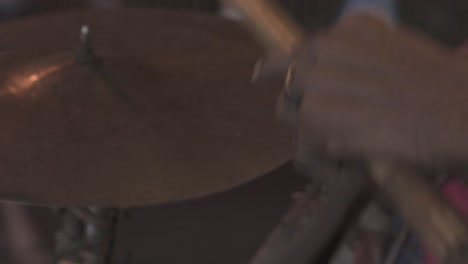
278, 14, 468, 170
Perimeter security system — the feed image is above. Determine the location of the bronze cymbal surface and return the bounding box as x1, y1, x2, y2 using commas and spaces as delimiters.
0, 9, 291, 207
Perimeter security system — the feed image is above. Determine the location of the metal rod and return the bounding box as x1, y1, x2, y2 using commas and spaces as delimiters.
249, 167, 371, 264
54, 208, 119, 264
384, 226, 409, 264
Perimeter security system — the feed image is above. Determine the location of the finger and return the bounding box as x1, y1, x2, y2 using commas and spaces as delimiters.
305, 30, 405, 84
298, 88, 378, 159
277, 38, 400, 126
297, 83, 435, 164
301, 60, 402, 101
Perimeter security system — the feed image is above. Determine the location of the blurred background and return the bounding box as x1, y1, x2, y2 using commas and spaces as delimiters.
0, 0, 467, 45
0, 1, 467, 263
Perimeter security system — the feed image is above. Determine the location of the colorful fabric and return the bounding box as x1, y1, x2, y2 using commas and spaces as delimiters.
422, 178, 468, 264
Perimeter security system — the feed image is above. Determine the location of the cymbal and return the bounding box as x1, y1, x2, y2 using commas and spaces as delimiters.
0, 9, 291, 207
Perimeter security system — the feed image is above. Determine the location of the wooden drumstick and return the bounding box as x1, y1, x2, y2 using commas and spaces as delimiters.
220, 0, 304, 78
371, 161, 468, 263
223, 0, 468, 263
220, 0, 303, 56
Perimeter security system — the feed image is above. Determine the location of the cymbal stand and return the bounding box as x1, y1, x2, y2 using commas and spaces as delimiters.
55, 208, 118, 264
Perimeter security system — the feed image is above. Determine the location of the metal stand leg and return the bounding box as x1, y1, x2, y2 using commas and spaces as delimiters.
55, 210, 83, 263
55, 208, 119, 264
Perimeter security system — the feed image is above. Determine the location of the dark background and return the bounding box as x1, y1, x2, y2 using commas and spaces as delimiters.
3, 0, 467, 45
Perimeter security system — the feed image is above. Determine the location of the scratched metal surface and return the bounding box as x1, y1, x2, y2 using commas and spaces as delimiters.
0, 9, 292, 207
